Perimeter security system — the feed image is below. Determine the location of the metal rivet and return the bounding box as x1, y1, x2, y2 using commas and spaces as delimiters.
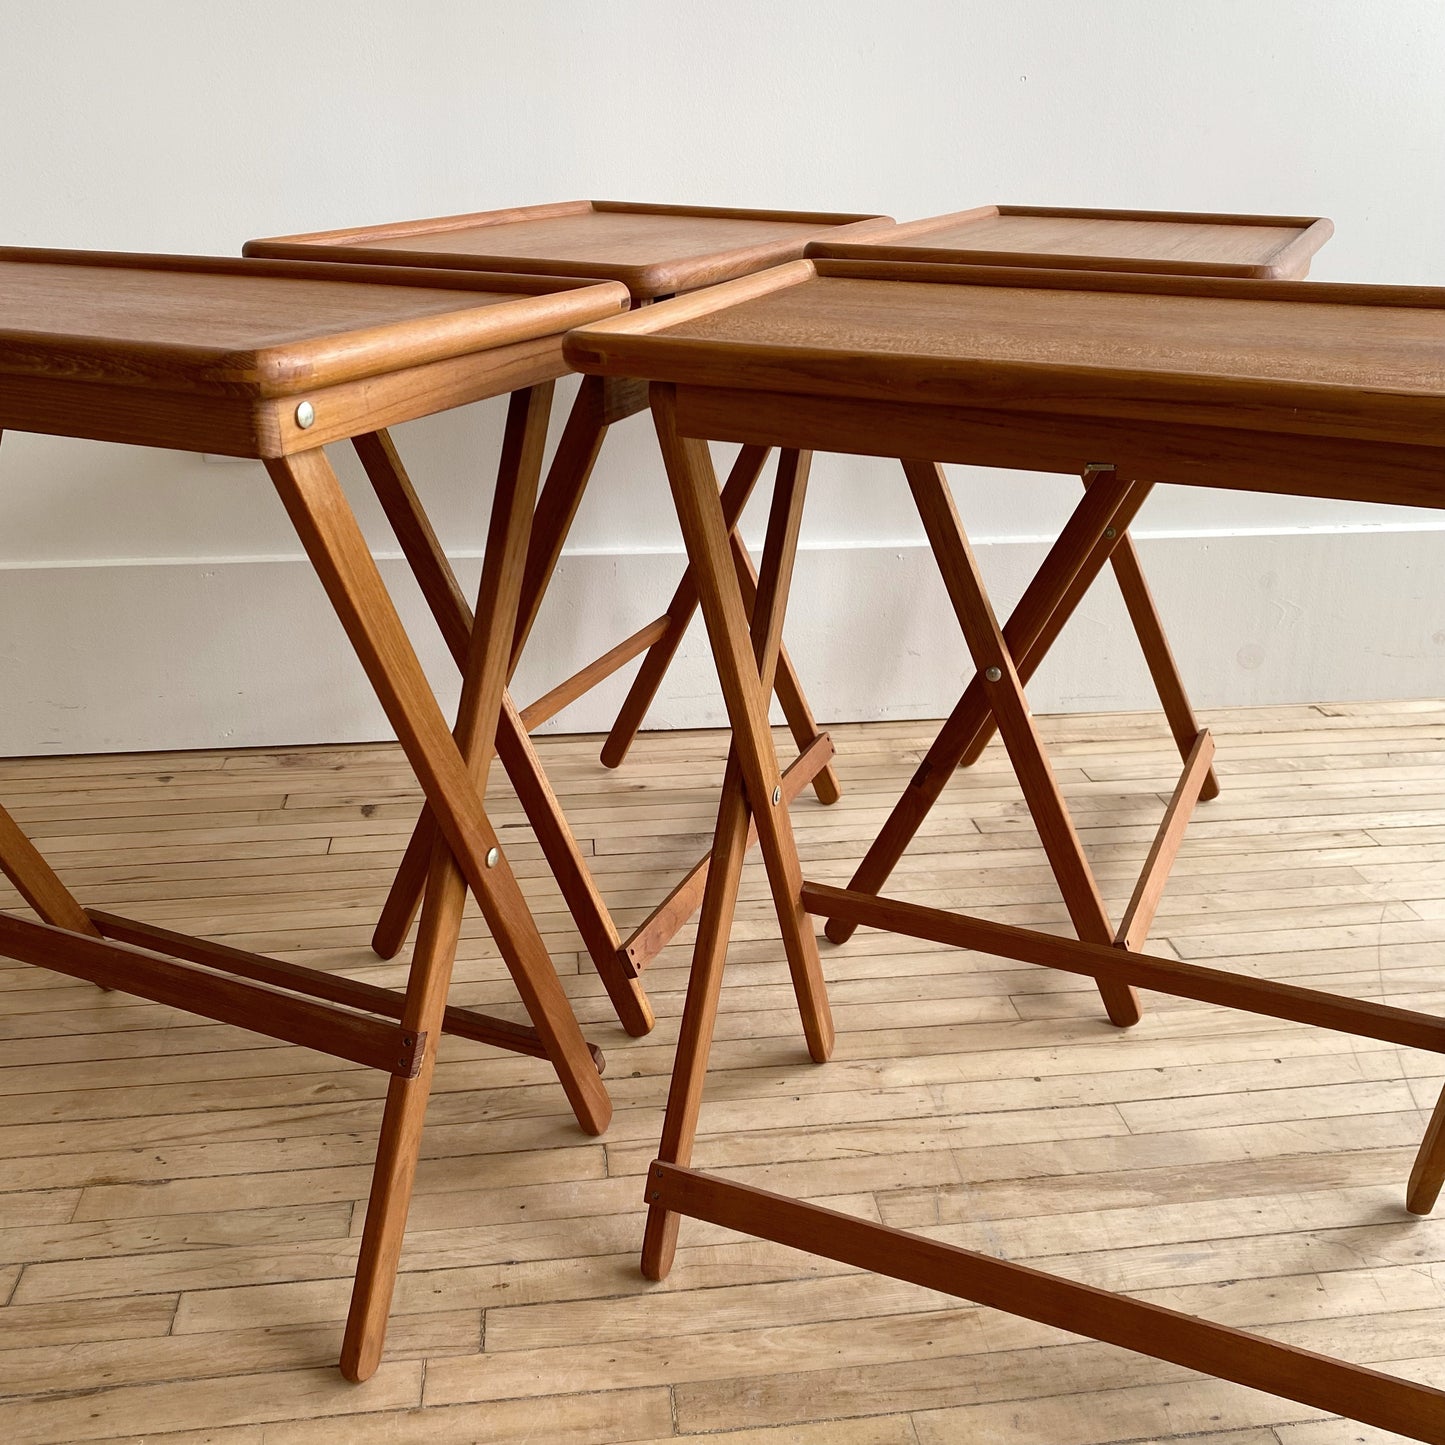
295, 401, 315, 429
485, 846, 500, 868
771, 784, 782, 806
1104, 527, 1117, 539
985, 666, 1002, 682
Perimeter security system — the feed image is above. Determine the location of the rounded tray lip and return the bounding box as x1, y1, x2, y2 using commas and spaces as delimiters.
804, 208, 1336, 282
242, 203, 897, 301
0, 247, 629, 396
562, 258, 1445, 451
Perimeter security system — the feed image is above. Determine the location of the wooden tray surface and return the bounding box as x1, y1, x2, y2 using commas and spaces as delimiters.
806, 205, 1334, 279
563, 259, 1445, 447
0, 248, 628, 396
245, 200, 893, 299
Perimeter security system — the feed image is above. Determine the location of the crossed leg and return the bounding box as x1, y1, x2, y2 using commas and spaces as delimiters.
371, 381, 840, 990
825, 464, 1213, 1002
352, 426, 654, 1037
641, 389, 835, 1279
264, 387, 610, 1377
899, 460, 1141, 1026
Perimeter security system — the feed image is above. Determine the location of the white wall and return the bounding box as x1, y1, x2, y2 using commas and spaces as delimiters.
1, 0, 1442, 754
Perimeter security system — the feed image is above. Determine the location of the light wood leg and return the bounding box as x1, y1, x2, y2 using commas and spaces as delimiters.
642, 388, 834, 1277
264, 430, 609, 1137
602, 445, 842, 807
1407, 1081, 1445, 1216
958, 471, 1220, 806
510, 375, 615, 668
902, 459, 1141, 1028
355, 422, 653, 1036
340, 828, 465, 1381
1106, 525, 1222, 801
600, 443, 770, 768
494, 694, 655, 1035
826, 471, 1144, 945
726, 500, 842, 807
0, 802, 100, 937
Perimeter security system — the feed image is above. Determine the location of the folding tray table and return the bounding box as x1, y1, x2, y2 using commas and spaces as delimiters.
563, 257, 1445, 1442
0, 247, 630, 1381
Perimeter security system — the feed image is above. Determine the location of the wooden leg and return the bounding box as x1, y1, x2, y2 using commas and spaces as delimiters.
1105, 519, 1222, 802
356, 422, 653, 1036
0, 802, 100, 937
902, 460, 1141, 1028
494, 694, 654, 1036
641, 744, 751, 1280
602, 445, 842, 808
958, 470, 1220, 805
642, 387, 834, 1280
264, 430, 610, 1137
600, 443, 770, 768
727, 498, 843, 807
1407, 1081, 1445, 1216
510, 375, 614, 668
340, 827, 465, 1381
826, 471, 1144, 945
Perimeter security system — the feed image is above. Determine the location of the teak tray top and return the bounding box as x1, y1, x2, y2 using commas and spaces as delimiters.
0, 248, 627, 455
805, 204, 1334, 279
244, 200, 893, 300
563, 258, 1445, 449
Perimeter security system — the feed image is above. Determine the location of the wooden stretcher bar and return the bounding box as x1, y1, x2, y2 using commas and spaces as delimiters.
648, 1163, 1444, 1443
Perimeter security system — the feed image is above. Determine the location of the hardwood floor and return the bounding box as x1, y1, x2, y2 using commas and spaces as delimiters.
0, 700, 1442, 1443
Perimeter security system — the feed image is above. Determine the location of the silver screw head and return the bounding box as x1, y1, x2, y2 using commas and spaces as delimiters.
485, 846, 500, 868
1104, 527, 1117, 539
985, 666, 1003, 682
295, 401, 316, 429
771, 784, 782, 806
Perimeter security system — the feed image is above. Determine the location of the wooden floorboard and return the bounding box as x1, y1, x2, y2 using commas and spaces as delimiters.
0, 700, 1442, 1442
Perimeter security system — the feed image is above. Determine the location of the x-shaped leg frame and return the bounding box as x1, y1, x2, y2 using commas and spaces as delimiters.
825, 462, 1221, 1012
638, 394, 1445, 1440
351, 422, 654, 1038
371, 374, 841, 984
0, 389, 610, 1383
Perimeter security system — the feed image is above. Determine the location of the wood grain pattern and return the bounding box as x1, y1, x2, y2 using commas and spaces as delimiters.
649, 1163, 1445, 1442
0, 249, 627, 394
672, 382, 1445, 512
87, 908, 600, 1068
0, 801, 99, 937
245, 199, 893, 300
805, 204, 1334, 279
565, 260, 1445, 452
1, 703, 1443, 1441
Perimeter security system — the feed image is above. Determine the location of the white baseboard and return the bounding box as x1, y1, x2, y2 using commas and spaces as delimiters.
1, 527, 1441, 755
